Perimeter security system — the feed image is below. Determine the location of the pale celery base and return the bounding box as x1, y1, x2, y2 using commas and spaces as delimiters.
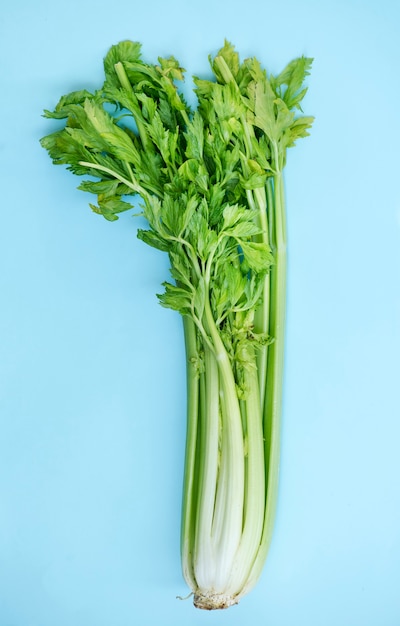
193, 591, 240, 610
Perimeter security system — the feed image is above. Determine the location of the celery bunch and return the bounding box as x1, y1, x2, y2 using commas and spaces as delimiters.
41, 40, 313, 609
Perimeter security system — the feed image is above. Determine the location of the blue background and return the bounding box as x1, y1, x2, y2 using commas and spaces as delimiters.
1, 1, 400, 624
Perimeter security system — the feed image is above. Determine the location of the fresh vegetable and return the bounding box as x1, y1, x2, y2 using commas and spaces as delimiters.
40, 40, 313, 610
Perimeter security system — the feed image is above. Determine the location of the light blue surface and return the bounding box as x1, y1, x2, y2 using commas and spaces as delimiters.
1, 1, 400, 624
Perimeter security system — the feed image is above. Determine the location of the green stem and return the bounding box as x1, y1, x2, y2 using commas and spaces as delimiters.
78, 160, 144, 194
114, 61, 132, 92
114, 61, 153, 154
266, 174, 275, 242
193, 344, 220, 589
252, 184, 271, 409
180, 316, 200, 590
228, 343, 265, 593
244, 170, 286, 594
200, 298, 245, 591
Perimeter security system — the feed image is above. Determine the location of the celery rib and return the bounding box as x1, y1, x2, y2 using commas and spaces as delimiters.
40, 39, 313, 610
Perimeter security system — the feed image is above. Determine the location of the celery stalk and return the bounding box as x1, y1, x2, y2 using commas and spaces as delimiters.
40, 39, 313, 610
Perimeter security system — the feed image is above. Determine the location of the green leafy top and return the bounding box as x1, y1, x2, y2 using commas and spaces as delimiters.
41, 39, 313, 360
